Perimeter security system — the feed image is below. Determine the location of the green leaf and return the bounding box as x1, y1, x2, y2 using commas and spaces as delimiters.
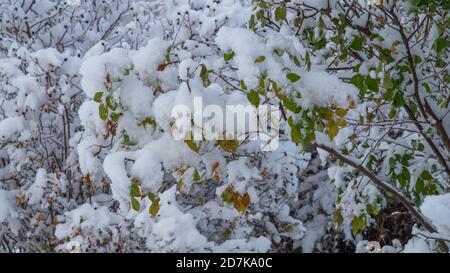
313, 38, 327, 50
333, 210, 344, 225
240, 80, 248, 91
274, 5, 286, 21
286, 72, 301, 83
366, 76, 379, 92
99, 104, 108, 121
402, 167, 411, 181
305, 52, 311, 70
130, 182, 141, 198
350, 36, 364, 51
93, 92, 103, 103
140, 117, 157, 129
147, 192, 159, 203
393, 91, 405, 107
388, 107, 397, 118
248, 14, 256, 30
401, 154, 412, 165
366, 154, 377, 171
413, 55, 422, 65
221, 189, 233, 205
224, 51, 235, 61
165, 47, 171, 63
291, 124, 302, 144
383, 72, 393, 89
350, 74, 364, 92
415, 178, 424, 193
433, 37, 449, 54
397, 174, 406, 188
200, 64, 210, 86
283, 97, 300, 113
351, 214, 366, 236
383, 89, 394, 101
193, 169, 201, 182
247, 91, 260, 108
121, 130, 137, 146
255, 9, 266, 27
273, 48, 283, 56
421, 170, 433, 180
254, 56, 266, 63
110, 112, 120, 122
366, 204, 380, 216
106, 96, 117, 111
131, 196, 140, 211
418, 143, 425, 152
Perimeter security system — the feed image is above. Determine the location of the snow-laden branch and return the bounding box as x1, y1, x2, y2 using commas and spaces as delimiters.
316, 143, 449, 252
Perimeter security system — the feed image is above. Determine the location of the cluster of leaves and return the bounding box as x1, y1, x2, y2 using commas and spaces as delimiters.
130, 181, 160, 217
221, 185, 251, 214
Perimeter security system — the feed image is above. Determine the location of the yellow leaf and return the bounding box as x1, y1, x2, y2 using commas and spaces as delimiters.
177, 179, 183, 191
234, 199, 246, 214
218, 140, 239, 153
336, 118, 347, 127
335, 108, 348, 117
185, 139, 199, 153
149, 200, 160, 218
322, 108, 334, 120
390, 40, 399, 55
327, 120, 339, 138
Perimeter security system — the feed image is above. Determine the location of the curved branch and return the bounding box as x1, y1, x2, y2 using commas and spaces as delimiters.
316, 143, 449, 252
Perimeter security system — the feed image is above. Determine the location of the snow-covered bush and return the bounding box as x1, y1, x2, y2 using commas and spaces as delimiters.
0, 0, 449, 253
246, 0, 449, 251
0, 0, 158, 251
74, 0, 315, 252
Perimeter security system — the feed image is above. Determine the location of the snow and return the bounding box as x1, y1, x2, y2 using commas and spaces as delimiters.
0, 190, 14, 223
215, 236, 272, 253
77, 136, 105, 180
26, 169, 47, 205
55, 203, 121, 240
130, 38, 170, 84
420, 193, 450, 235
0, 116, 26, 141
28, 48, 63, 74
103, 151, 134, 212
226, 157, 262, 194
299, 71, 359, 108
78, 101, 104, 135
403, 237, 434, 253
120, 74, 154, 117
215, 27, 284, 89
131, 150, 164, 193
80, 48, 131, 98
299, 214, 328, 252
144, 186, 210, 251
